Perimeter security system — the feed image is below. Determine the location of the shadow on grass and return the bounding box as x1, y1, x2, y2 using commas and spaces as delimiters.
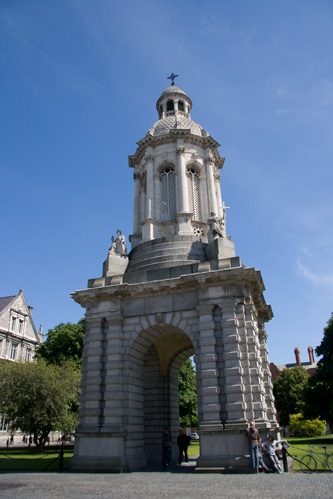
0, 446, 74, 472
288, 436, 333, 446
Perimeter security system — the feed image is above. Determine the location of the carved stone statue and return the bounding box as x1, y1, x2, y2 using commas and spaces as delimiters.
110, 230, 127, 256
208, 213, 225, 243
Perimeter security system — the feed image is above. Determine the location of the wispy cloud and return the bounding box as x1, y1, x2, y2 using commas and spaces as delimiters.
297, 258, 333, 288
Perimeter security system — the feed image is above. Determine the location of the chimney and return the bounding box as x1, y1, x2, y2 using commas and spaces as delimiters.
308, 346, 314, 364
36, 325, 44, 343
28, 306, 33, 315
294, 347, 301, 365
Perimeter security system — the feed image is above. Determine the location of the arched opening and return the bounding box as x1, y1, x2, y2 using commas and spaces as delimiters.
127, 325, 196, 470
166, 99, 174, 112
178, 100, 185, 112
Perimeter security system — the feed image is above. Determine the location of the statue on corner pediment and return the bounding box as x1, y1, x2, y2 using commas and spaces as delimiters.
208, 213, 225, 243
109, 229, 127, 257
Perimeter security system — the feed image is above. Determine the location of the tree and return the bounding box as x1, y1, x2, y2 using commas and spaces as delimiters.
304, 312, 333, 427
36, 319, 85, 367
288, 413, 326, 437
0, 360, 81, 450
273, 366, 309, 427
179, 358, 198, 428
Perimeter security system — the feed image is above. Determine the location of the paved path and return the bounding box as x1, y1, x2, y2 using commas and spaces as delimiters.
0, 471, 332, 499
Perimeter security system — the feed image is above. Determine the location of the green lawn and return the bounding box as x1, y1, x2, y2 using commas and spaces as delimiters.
1, 436, 331, 472
286, 435, 333, 472
188, 440, 200, 457
0, 446, 73, 471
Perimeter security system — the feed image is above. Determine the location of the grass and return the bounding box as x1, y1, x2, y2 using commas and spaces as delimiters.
1, 436, 331, 472
188, 440, 200, 457
0, 445, 74, 471
286, 435, 333, 471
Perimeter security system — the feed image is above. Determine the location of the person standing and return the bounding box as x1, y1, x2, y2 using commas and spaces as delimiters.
162, 427, 172, 470
177, 429, 189, 465
245, 421, 259, 470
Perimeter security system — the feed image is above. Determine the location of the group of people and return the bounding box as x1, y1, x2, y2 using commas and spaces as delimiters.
22, 434, 34, 446
245, 421, 288, 473
163, 422, 288, 473
162, 427, 192, 469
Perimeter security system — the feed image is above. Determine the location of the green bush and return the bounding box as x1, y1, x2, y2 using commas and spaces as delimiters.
288, 413, 327, 437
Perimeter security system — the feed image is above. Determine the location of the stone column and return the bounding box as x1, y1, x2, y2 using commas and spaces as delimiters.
259, 321, 279, 428
102, 312, 126, 434
214, 172, 224, 219
196, 304, 223, 429
243, 301, 269, 426
133, 172, 141, 235
206, 157, 218, 216
176, 143, 192, 235
176, 144, 189, 213
153, 172, 161, 224
221, 298, 247, 428
145, 153, 154, 220
77, 316, 106, 432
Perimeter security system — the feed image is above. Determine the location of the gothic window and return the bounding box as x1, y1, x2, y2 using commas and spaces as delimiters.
166, 100, 174, 112
10, 343, 17, 360
25, 348, 32, 362
187, 168, 202, 221
18, 319, 24, 334
161, 167, 176, 221
178, 100, 184, 112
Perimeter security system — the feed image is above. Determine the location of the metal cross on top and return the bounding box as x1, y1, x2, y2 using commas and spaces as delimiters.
167, 73, 179, 86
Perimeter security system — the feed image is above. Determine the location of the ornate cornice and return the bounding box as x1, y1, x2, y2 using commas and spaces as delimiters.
128, 130, 222, 168
72, 266, 273, 323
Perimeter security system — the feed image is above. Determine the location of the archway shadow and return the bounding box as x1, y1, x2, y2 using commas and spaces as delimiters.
137, 455, 199, 474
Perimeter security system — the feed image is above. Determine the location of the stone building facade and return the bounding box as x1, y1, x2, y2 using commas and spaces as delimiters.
0, 290, 42, 363
0, 290, 43, 430
71, 83, 279, 472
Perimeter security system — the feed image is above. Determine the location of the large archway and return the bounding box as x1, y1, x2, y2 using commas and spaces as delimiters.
126, 325, 195, 469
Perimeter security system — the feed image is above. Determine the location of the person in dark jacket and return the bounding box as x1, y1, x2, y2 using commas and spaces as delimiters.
177, 429, 190, 465
245, 421, 260, 470
162, 427, 172, 469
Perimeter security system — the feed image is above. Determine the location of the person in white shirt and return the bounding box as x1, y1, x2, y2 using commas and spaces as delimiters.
261, 434, 288, 473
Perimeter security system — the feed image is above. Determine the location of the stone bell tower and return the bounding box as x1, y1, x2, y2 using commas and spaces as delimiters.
71, 78, 279, 473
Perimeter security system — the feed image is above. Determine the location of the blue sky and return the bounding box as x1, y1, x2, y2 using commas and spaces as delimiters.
1, 0, 332, 365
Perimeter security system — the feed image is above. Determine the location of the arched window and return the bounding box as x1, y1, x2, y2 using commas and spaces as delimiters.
187, 168, 202, 221
161, 167, 176, 221
166, 100, 174, 112
178, 100, 184, 112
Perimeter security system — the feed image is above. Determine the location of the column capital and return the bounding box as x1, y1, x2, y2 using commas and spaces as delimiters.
176, 146, 185, 156
144, 154, 154, 163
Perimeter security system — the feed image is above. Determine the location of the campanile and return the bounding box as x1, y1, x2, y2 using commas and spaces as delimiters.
71, 78, 278, 472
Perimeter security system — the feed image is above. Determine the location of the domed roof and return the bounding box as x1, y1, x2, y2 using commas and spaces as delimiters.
156, 86, 192, 111
159, 85, 188, 97
147, 114, 206, 137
